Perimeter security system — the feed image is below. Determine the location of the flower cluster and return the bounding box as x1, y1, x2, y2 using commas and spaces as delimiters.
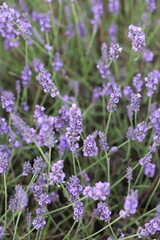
128, 25, 146, 52
83, 181, 110, 201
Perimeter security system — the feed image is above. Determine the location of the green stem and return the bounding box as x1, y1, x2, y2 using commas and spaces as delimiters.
13, 211, 22, 240
111, 163, 140, 190
105, 112, 112, 135
62, 221, 76, 240
3, 173, 7, 234
134, 165, 143, 186
105, 152, 110, 184
81, 216, 122, 240
143, 178, 160, 213
119, 234, 137, 240
72, 151, 77, 175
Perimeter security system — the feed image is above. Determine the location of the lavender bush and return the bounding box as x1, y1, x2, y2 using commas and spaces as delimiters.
0, 0, 160, 239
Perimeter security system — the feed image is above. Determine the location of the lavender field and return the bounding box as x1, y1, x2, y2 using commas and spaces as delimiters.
0, 0, 160, 239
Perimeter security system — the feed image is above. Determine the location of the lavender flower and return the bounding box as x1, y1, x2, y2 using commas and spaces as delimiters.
83, 181, 110, 201
32, 157, 47, 175
108, 43, 122, 61
11, 113, 36, 143
92, 86, 102, 102
133, 73, 143, 92
49, 192, 59, 203
49, 160, 65, 185
124, 189, 138, 215
134, 121, 147, 142
0, 117, 10, 134
66, 176, 83, 201
9, 185, 28, 211
108, 24, 117, 43
97, 60, 110, 79
95, 202, 111, 222
78, 20, 87, 37
83, 134, 98, 157
126, 166, 133, 183
0, 227, 4, 240
22, 101, 30, 111
0, 145, 11, 173
109, 0, 120, 15
21, 65, 32, 87
144, 163, 156, 178
16, 80, 21, 95
1, 90, 16, 112
90, 0, 103, 31
73, 201, 84, 222
32, 216, 46, 230
101, 42, 108, 62
150, 108, 160, 134
58, 134, 70, 156
33, 58, 44, 72
107, 85, 121, 112
36, 69, 59, 97
126, 127, 135, 140
143, 49, 154, 62
144, 70, 160, 97
65, 23, 75, 37
0, 3, 31, 40
128, 25, 146, 52
123, 86, 133, 100
8, 130, 21, 148
66, 104, 83, 151
139, 153, 152, 167
146, 0, 156, 13
52, 52, 63, 71
130, 93, 141, 112
22, 161, 32, 176
98, 131, 109, 152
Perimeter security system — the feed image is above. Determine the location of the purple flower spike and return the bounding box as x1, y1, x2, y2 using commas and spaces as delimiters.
134, 121, 147, 142
124, 189, 139, 215
128, 25, 146, 52
49, 160, 65, 185
133, 73, 143, 92
36, 68, 59, 98
109, 0, 120, 15
107, 85, 121, 112
52, 52, 63, 71
83, 134, 98, 157
73, 201, 84, 222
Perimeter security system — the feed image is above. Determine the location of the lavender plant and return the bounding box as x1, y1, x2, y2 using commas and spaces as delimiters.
0, 0, 160, 239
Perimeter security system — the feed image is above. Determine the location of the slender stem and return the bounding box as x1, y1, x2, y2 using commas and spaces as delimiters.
3, 173, 7, 234
127, 181, 131, 195
109, 223, 117, 239
102, 95, 106, 127
86, 30, 96, 55
25, 41, 28, 65
81, 216, 122, 240
72, 151, 77, 175
134, 165, 143, 186
105, 112, 112, 135
119, 234, 137, 240
134, 111, 137, 127
125, 205, 160, 228
143, 178, 160, 213
13, 211, 22, 240
35, 142, 50, 165
117, 140, 130, 149
111, 163, 140, 189
19, 228, 36, 240
62, 221, 76, 240
146, 96, 152, 122
105, 152, 110, 184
